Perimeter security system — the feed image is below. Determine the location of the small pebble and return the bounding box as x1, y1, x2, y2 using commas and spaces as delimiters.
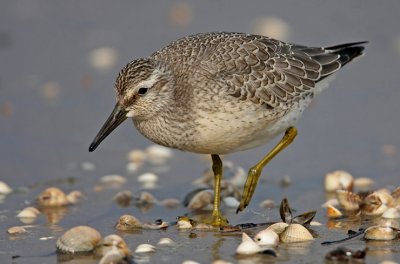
8, 226, 26, 234
135, 243, 155, 253
0, 181, 13, 194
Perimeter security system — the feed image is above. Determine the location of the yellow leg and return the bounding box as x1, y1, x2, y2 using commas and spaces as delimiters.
205, 154, 229, 227
237, 126, 298, 213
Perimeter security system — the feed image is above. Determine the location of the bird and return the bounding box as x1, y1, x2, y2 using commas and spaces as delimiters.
89, 32, 366, 227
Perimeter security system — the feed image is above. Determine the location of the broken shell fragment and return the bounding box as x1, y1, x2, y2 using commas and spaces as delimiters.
135, 243, 156, 253
17, 207, 41, 218
336, 190, 361, 211
325, 170, 353, 192
327, 205, 343, 219
364, 225, 397, 241
37, 187, 69, 207
56, 226, 101, 253
279, 224, 314, 243
115, 215, 142, 230
236, 232, 262, 255
254, 229, 279, 247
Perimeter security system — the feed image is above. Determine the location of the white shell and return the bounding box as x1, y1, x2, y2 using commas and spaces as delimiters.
254, 229, 279, 247
95, 234, 131, 257
100, 175, 126, 185
157, 237, 175, 246
146, 145, 173, 165
279, 224, 314, 243
182, 261, 200, 264
223, 197, 240, 208
382, 208, 400, 219
259, 199, 275, 209
236, 232, 262, 255
354, 177, 374, 190
66, 191, 84, 205
0, 181, 13, 194
177, 218, 193, 229
126, 162, 141, 173
137, 173, 159, 188
17, 207, 40, 218
321, 198, 339, 208
135, 243, 155, 253
80, 162, 96, 171
56, 226, 102, 253
324, 170, 353, 192
364, 226, 397, 241
265, 222, 289, 235
99, 249, 125, 264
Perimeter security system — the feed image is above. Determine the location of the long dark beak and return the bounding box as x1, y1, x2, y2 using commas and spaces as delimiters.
89, 103, 128, 152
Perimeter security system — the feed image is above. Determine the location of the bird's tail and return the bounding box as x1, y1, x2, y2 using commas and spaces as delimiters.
325, 41, 367, 67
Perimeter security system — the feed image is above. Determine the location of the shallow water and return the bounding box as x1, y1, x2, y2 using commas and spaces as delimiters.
1, 1, 400, 263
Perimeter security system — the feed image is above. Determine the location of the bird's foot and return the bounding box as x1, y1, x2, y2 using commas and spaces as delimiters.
204, 211, 229, 227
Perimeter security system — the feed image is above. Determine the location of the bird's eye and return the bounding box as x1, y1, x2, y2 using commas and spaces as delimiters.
137, 87, 149, 95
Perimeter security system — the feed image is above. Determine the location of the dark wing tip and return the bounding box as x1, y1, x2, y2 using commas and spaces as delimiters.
325, 41, 368, 67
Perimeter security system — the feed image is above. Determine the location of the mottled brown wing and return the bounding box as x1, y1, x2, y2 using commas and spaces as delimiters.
197, 33, 342, 108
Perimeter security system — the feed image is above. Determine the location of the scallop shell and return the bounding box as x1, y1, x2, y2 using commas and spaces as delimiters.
254, 229, 279, 247
324, 170, 353, 192
115, 214, 143, 230
326, 205, 343, 218
236, 232, 262, 255
37, 187, 69, 207
94, 234, 131, 257
17, 207, 41, 218
336, 190, 361, 211
364, 226, 397, 241
135, 243, 155, 253
279, 224, 314, 243
56, 226, 101, 253
265, 222, 289, 235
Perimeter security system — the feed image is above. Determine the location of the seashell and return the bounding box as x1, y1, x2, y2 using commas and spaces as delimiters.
279, 198, 293, 223
353, 177, 374, 190
177, 216, 195, 229
98, 249, 125, 264
159, 198, 181, 208
279, 224, 314, 243
265, 222, 289, 235
310, 221, 323, 226
157, 237, 176, 246
336, 190, 361, 211
17, 207, 41, 218
80, 161, 95, 171
292, 211, 317, 225
182, 261, 200, 264
100, 174, 126, 185
146, 145, 173, 165
183, 189, 213, 210
364, 225, 397, 241
113, 190, 133, 207
236, 232, 262, 255
382, 208, 400, 219
229, 165, 247, 187
137, 173, 159, 189
37, 187, 69, 207
324, 170, 353, 192
220, 180, 241, 200
361, 191, 394, 216
66, 191, 83, 205
0, 181, 13, 194
325, 247, 367, 261
134, 191, 157, 205
391, 186, 400, 205
135, 243, 155, 253
115, 214, 142, 230
94, 234, 131, 257
326, 205, 343, 218
321, 198, 339, 208
254, 229, 279, 247
126, 162, 141, 173
142, 219, 169, 230
56, 226, 101, 253
259, 199, 275, 209
223, 197, 240, 208
280, 175, 292, 187
8, 226, 26, 234
212, 261, 233, 264
127, 149, 147, 164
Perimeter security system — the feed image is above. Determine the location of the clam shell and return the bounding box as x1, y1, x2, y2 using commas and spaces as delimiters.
37, 187, 69, 207
382, 208, 400, 219
336, 190, 361, 211
254, 229, 279, 247
0, 181, 13, 194
324, 170, 353, 192
259, 199, 275, 209
265, 222, 289, 235
146, 144, 173, 165
279, 198, 293, 223
135, 191, 157, 205
159, 198, 181, 208
115, 214, 143, 230
326, 205, 343, 218
113, 191, 133, 207
56, 226, 101, 253
157, 237, 175, 246
94, 234, 131, 257
135, 243, 155, 253
17, 207, 41, 218
223, 197, 240, 208
177, 216, 194, 229
353, 177, 374, 190
364, 226, 397, 241
66, 191, 83, 205
142, 219, 169, 230
362, 191, 394, 216
236, 232, 262, 255
279, 224, 314, 243
391, 186, 400, 205
98, 249, 125, 264
8, 226, 26, 234
184, 189, 213, 210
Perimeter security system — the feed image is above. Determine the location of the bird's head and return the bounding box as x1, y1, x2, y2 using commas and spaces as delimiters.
89, 58, 174, 152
